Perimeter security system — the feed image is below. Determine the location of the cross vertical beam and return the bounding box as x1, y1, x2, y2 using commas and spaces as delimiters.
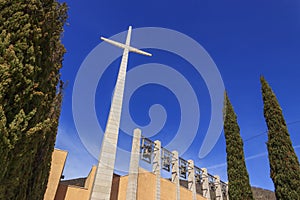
90, 26, 151, 200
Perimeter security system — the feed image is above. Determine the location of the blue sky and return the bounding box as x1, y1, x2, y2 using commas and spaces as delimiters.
55, 0, 300, 191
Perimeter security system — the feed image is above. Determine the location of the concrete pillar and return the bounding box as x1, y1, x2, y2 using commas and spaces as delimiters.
90, 27, 131, 200
171, 151, 180, 200
225, 182, 229, 200
126, 129, 141, 200
153, 140, 161, 200
214, 175, 223, 200
188, 160, 197, 200
90, 26, 151, 200
201, 168, 211, 200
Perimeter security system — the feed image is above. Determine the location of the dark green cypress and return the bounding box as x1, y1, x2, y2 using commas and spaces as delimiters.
260, 76, 300, 199
0, 0, 67, 199
223, 92, 254, 200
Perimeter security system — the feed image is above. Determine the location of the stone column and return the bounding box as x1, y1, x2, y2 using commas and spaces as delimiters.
171, 151, 180, 200
126, 129, 141, 200
201, 168, 211, 200
225, 182, 229, 200
188, 160, 197, 200
214, 175, 223, 200
153, 140, 161, 200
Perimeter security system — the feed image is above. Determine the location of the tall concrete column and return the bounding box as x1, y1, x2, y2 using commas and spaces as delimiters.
153, 140, 161, 200
214, 175, 223, 200
90, 26, 151, 200
225, 182, 229, 200
171, 151, 180, 200
188, 160, 197, 200
126, 129, 141, 200
201, 168, 211, 200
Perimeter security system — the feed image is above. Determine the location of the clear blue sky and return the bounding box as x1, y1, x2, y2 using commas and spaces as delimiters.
55, 0, 300, 191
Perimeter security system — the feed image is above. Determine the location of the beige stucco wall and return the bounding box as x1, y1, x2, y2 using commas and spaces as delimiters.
60, 185, 90, 200
197, 193, 207, 200
180, 186, 192, 200
118, 168, 206, 200
180, 186, 207, 200
54, 184, 68, 200
55, 166, 96, 200
161, 177, 176, 200
136, 168, 156, 200
84, 166, 97, 194
117, 175, 128, 200
44, 149, 68, 200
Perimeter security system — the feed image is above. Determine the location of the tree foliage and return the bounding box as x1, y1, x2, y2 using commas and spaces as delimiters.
260, 76, 300, 199
0, 0, 67, 199
223, 92, 254, 200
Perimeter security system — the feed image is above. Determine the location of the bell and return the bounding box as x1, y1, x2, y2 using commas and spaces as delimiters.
141, 144, 153, 163
162, 157, 171, 172
195, 174, 202, 183
209, 182, 216, 191
179, 165, 187, 178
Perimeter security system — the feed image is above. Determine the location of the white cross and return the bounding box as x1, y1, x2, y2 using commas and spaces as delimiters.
90, 26, 151, 200
101, 26, 152, 57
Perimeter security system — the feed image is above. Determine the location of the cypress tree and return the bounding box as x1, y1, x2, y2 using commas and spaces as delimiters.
0, 1, 67, 199
260, 76, 300, 199
223, 92, 254, 200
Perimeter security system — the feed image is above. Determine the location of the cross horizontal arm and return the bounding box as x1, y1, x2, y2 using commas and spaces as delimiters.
128, 46, 152, 57
101, 37, 152, 57
101, 37, 127, 50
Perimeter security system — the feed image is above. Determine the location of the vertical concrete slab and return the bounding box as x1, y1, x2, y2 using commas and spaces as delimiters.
214, 175, 223, 200
126, 128, 141, 200
44, 149, 68, 200
201, 168, 211, 200
153, 140, 161, 200
188, 160, 197, 200
171, 151, 180, 200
